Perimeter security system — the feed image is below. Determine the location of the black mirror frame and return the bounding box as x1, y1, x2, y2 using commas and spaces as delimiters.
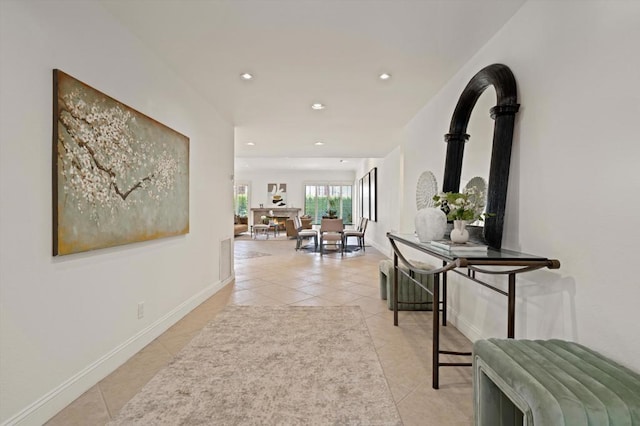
442, 64, 520, 249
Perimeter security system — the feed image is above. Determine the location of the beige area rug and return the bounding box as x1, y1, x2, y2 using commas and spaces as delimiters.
108, 306, 402, 425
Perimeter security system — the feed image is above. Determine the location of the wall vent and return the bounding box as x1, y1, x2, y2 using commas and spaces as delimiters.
220, 238, 232, 281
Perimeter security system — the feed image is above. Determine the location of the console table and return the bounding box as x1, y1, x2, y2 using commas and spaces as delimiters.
387, 232, 560, 389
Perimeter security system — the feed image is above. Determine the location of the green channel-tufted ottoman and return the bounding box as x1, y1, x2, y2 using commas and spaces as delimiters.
379, 259, 434, 311
473, 338, 640, 425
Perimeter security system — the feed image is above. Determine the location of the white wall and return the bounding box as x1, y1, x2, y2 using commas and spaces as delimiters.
356, 148, 403, 256
0, 1, 234, 424
390, 1, 640, 371
235, 169, 356, 224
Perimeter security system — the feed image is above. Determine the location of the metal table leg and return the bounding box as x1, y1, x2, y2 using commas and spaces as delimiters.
442, 264, 448, 326
393, 253, 399, 326
432, 273, 440, 389
508, 273, 516, 338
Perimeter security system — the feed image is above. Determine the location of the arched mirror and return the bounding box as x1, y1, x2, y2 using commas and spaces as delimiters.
442, 64, 519, 249
460, 85, 495, 227
461, 86, 495, 186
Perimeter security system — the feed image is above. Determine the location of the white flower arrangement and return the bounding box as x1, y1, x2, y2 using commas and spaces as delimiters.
432, 186, 487, 222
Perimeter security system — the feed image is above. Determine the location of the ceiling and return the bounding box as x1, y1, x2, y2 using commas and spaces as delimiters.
100, 0, 525, 171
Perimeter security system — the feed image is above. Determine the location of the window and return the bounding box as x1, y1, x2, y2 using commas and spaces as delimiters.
304, 183, 353, 224
233, 183, 249, 217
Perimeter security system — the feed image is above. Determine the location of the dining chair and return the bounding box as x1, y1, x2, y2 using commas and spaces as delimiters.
293, 216, 318, 251
343, 217, 368, 252
319, 218, 344, 256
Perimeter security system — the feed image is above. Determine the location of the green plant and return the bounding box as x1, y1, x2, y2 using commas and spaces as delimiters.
325, 197, 338, 218
432, 186, 487, 222
235, 194, 248, 216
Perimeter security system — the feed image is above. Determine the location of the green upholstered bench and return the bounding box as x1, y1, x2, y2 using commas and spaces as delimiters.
379, 259, 434, 311
473, 338, 640, 426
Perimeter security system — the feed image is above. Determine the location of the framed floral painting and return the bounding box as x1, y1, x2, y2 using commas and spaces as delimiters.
52, 70, 189, 255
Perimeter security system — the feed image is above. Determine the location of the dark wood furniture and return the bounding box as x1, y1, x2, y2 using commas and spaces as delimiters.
387, 232, 560, 389
443, 63, 520, 249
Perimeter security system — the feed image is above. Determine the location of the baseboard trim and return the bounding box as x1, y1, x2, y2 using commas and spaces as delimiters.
3, 277, 233, 426
368, 239, 390, 257
445, 306, 482, 343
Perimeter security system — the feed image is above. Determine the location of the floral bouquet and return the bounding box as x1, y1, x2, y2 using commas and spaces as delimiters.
432, 186, 486, 222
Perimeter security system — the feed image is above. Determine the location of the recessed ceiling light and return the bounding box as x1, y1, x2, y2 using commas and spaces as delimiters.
246, 142, 255, 146
379, 73, 391, 80
311, 103, 325, 110
314, 141, 324, 146
240, 72, 253, 80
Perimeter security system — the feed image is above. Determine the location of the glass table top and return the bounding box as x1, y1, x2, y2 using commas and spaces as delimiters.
387, 233, 548, 262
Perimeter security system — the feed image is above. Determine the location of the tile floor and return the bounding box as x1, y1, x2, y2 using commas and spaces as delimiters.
47, 236, 473, 425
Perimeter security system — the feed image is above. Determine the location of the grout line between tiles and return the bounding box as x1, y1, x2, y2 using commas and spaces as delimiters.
97, 382, 114, 421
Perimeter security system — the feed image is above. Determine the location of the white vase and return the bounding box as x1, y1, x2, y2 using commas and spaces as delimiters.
450, 220, 469, 244
415, 208, 447, 242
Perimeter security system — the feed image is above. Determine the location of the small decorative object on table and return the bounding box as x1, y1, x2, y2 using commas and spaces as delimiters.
430, 239, 487, 252
324, 198, 339, 219
416, 171, 438, 210
433, 186, 487, 244
451, 220, 469, 243
415, 208, 447, 242
414, 170, 446, 242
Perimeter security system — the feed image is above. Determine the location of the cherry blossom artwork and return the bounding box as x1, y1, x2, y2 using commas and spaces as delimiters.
53, 70, 189, 255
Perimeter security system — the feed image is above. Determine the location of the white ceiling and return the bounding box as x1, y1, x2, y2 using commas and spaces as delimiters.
100, 0, 525, 171
236, 156, 361, 172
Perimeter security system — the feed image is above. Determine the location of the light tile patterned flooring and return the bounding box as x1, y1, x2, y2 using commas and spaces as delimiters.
47, 237, 473, 425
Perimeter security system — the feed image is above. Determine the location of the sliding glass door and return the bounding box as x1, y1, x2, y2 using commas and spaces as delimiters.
304, 183, 352, 224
